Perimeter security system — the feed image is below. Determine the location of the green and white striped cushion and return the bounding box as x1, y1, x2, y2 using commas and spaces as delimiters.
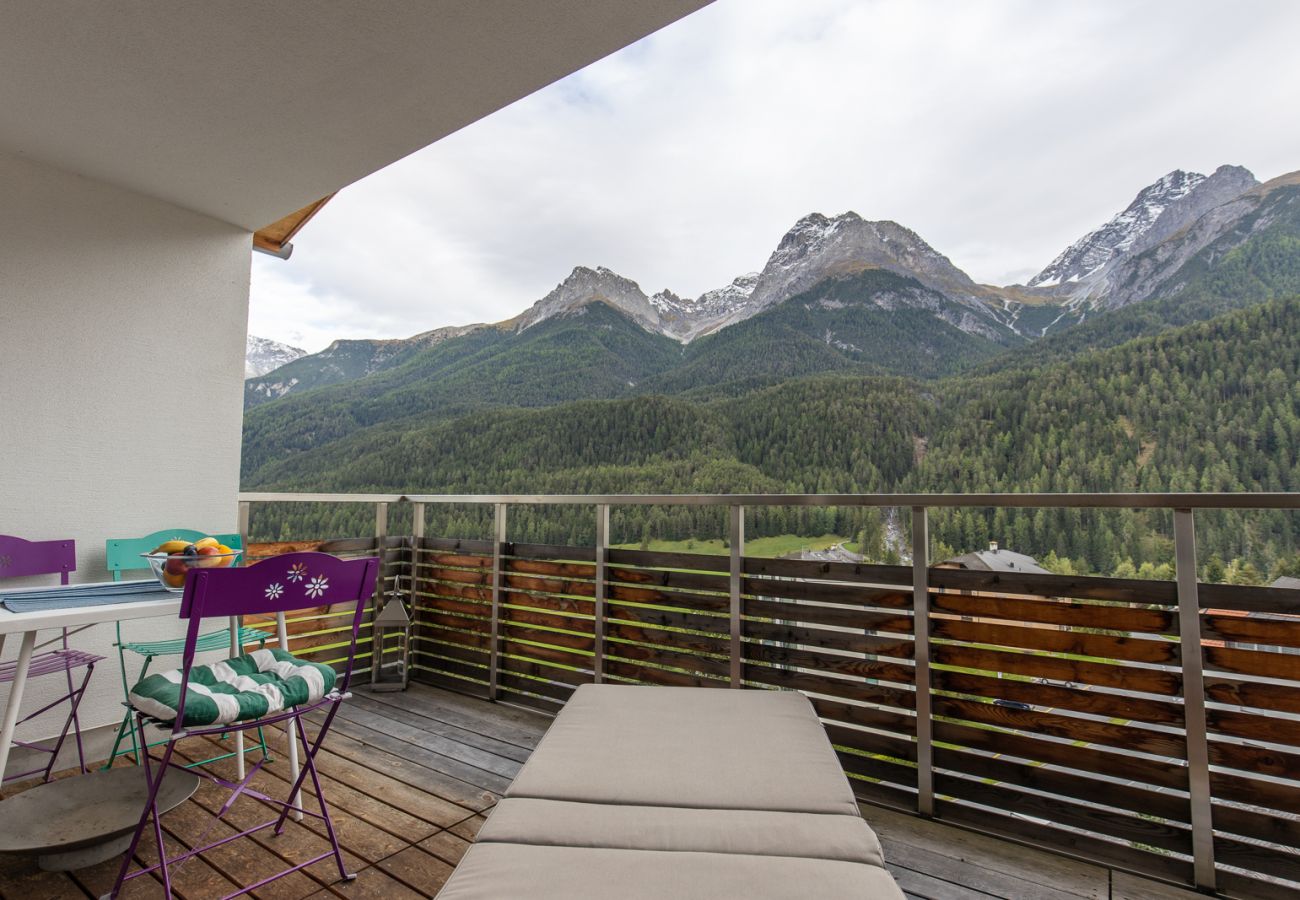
129, 648, 336, 727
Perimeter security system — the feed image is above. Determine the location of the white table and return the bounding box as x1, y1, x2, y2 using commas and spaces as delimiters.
0, 583, 301, 814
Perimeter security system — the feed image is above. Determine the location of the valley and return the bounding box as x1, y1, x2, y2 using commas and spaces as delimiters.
241, 164, 1300, 582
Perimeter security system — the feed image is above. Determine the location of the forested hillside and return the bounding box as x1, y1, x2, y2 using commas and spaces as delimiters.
247, 296, 1300, 580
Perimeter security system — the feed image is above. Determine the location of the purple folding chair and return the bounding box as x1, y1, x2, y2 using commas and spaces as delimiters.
0, 535, 102, 783
107, 551, 379, 899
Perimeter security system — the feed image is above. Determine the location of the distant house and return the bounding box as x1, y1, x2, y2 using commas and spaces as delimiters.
941, 541, 1048, 574
1272, 576, 1300, 590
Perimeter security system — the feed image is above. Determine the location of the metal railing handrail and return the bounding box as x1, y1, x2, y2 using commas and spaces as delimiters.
237, 490, 1300, 510
235, 488, 1300, 893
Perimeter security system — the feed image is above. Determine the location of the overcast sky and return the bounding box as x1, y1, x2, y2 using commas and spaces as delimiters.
248, 0, 1300, 353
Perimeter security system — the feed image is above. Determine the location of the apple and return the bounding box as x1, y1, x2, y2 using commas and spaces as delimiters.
164, 553, 188, 576
196, 545, 223, 568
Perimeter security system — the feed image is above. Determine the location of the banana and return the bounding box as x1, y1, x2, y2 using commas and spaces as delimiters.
152, 539, 192, 554
194, 537, 220, 550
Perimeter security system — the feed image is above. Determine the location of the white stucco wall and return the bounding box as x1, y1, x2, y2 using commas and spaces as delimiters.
0, 150, 252, 762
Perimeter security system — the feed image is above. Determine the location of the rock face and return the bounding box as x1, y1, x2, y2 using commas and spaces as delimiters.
518, 213, 1010, 342
1027, 165, 1261, 311
1030, 170, 1209, 289
245, 335, 307, 378
515, 266, 663, 334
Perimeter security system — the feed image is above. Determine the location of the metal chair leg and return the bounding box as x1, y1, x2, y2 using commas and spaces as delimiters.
106, 715, 177, 899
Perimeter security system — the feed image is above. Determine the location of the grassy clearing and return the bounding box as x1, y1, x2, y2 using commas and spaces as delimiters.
612, 534, 846, 559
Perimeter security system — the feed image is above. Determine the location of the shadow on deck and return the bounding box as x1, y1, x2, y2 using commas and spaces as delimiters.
0, 684, 1207, 899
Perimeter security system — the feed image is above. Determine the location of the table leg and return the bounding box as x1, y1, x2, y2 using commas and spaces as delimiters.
275, 611, 302, 820
229, 617, 245, 780
0, 631, 38, 789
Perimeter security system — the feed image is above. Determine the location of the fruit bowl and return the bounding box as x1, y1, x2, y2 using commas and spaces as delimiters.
142, 546, 241, 591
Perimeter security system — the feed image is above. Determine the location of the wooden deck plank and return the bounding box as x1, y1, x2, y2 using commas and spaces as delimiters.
347, 692, 534, 763
331, 702, 524, 779
360, 685, 548, 749
1110, 871, 1218, 900
5, 683, 1260, 900
863, 803, 1107, 900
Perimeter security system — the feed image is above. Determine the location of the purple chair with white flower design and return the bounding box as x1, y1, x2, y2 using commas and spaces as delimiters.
107, 552, 380, 899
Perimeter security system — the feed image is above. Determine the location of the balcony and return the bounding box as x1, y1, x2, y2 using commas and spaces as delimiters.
4, 489, 1297, 898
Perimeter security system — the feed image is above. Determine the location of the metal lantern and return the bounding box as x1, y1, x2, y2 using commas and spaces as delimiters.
370, 592, 411, 691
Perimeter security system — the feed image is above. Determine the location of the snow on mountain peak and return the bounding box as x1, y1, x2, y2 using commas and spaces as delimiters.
1029, 169, 1206, 288
245, 335, 307, 378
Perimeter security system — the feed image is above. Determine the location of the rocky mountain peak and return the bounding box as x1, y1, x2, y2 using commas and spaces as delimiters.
745, 211, 983, 318
515, 265, 661, 333
245, 335, 307, 378
1029, 169, 1208, 288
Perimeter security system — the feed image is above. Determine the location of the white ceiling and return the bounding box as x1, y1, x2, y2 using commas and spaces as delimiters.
0, 1, 710, 232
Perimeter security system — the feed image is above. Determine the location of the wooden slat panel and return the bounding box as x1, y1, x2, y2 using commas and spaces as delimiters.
605, 602, 727, 633
1212, 768, 1300, 814
507, 542, 597, 563
934, 800, 1193, 885
1204, 613, 1300, 649
929, 568, 1178, 606
825, 718, 916, 750
506, 557, 596, 582
744, 597, 913, 632
931, 591, 1176, 634
836, 747, 919, 782
1213, 803, 1300, 850
934, 771, 1192, 855
1206, 676, 1300, 715
743, 642, 917, 687
743, 577, 912, 608
743, 557, 912, 588
1214, 837, 1300, 886
607, 566, 729, 594
933, 644, 1182, 695
497, 670, 576, 703
1209, 707, 1300, 748
1209, 742, 1300, 783
605, 643, 731, 680
931, 618, 1178, 665
742, 660, 917, 709
1205, 644, 1300, 680
933, 696, 1187, 758
934, 670, 1185, 726
417, 536, 493, 554
932, 745, 1190, 821
501, 604, 594, 634
413, 621, 490, 650
499, 656, 592, 687
933, 720, 1188, 790
607, 548, 729, 572
1199, 581, 1300, 613
609, 582, 731, 613
811, 696, 918, 734
745, 620, 914, 658
603, 659, 727, 689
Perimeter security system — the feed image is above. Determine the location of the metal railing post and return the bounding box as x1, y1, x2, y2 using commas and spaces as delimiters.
489, 503, 507, 701
594, 504, 609, 684
409, 500, 425, 620
729, 505, 744, 689
237, 500, 251, 558
1174, 508, 1216, 891
912, 506, 934, 817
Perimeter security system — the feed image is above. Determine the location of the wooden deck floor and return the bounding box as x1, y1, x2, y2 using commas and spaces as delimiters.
0, 683, 1209, 900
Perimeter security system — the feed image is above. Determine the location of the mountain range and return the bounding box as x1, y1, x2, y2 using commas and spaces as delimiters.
245, 163, 1297, 408
239, 160, 1300, 578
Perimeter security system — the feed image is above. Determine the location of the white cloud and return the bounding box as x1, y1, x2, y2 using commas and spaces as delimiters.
251, 0, 1300, 352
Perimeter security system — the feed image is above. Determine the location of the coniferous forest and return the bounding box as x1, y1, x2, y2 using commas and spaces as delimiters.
244, 295, 1300, 583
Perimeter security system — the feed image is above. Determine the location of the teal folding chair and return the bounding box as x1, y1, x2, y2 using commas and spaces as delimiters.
102, 529, 272, 769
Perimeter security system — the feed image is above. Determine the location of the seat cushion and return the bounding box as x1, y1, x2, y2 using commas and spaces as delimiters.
129, 648, 335, 726
505, 684, 860, 815
435, 843, 905, 900
478, 797, 885, 867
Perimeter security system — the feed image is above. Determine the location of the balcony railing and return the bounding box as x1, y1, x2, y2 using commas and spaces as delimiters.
237, 491, 1300, 898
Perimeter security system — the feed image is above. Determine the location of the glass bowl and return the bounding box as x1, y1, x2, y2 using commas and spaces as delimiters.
141, 550, 242, 592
